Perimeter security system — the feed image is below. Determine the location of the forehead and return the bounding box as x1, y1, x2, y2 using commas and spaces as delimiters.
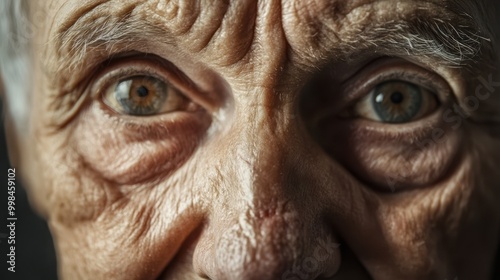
43, 0, 483, 20
33, 0, 494, 95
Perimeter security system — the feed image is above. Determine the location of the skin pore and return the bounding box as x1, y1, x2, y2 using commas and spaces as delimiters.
5, 0, 500, 279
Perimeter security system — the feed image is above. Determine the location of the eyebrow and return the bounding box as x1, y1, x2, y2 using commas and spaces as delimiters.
354, 15, 493, 68
54, 2, 493, 72
55, 4, 171, 66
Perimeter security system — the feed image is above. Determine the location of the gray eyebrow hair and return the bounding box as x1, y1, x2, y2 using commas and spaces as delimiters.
54, 5, 492, 72
55, 8, 169, 68
354, 16, 492, 68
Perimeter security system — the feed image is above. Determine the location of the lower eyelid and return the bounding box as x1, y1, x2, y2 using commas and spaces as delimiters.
100, 103, 209, 138
74, 102, 211, 184
318, 111, 462, 190
319, 103, 450, 147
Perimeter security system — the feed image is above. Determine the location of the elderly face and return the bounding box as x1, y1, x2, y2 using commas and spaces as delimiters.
4, 0, 500, 279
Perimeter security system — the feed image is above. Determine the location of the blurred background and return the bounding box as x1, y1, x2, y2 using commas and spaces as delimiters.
0, 97, 58, 280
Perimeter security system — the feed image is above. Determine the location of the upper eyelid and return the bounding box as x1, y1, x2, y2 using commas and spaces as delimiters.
90, 55, 197, 100
347, 72, 442, 100
103, 76, 189, 115
305, 59, 453, 125
87, 53, 225, 114
340, 61, 452, 105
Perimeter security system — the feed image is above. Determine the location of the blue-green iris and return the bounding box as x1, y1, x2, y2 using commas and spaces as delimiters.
115, 76, 167, 116
372, 81, 422, 123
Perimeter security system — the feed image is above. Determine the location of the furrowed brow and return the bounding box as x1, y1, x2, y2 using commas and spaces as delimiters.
53, 1, 493, 72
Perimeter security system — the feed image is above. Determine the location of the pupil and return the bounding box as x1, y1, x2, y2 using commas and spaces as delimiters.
136, 86, 149, 97
390, 92, 404, 104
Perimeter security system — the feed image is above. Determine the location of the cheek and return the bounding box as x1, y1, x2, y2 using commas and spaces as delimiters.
73, 102, 210, 184
50, 190, 202, 279
368, 138, 500, 276
35, 123, 207, 278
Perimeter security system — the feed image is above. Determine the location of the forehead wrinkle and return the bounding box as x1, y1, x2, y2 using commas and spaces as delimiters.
282, 0, 491, 71
52, 0, 156, 66
48, 0, 255, 77
43, 0, 493, 90
42, 0, 190, 97
146, 0, 203, 39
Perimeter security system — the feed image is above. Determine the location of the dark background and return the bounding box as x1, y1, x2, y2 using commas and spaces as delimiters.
0, 98, 58, 280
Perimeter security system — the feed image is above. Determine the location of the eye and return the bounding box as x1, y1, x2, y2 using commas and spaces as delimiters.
301, 58, 460, 191
103, 75, 190, 116
353, 80, 439, 123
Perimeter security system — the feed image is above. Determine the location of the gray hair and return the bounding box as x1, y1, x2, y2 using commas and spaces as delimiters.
0, 0, 30, 133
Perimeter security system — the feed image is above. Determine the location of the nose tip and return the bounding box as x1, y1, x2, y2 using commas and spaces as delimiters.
214, 224, 288, 280
193, 210, 341, 280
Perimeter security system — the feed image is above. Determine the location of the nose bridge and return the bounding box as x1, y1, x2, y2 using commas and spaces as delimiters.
192, 92, 342, 279
233, 91, 293, 203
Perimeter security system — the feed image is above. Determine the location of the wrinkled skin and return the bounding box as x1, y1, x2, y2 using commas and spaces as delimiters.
4, 0, 500, 279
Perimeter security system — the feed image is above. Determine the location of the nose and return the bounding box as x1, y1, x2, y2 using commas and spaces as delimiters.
192, 115, 342, 280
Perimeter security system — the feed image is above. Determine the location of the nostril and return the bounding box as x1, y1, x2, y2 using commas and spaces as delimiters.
198, 274, 211, 280
328, 243, 372, 280
194, 219, 342, 280
279, 236, 342, 280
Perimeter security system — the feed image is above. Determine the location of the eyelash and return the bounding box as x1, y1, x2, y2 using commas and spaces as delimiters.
342, 68, 450, 111
82, 58, 210, 137
305, 66, 452, 133
94, 62, 167, 96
